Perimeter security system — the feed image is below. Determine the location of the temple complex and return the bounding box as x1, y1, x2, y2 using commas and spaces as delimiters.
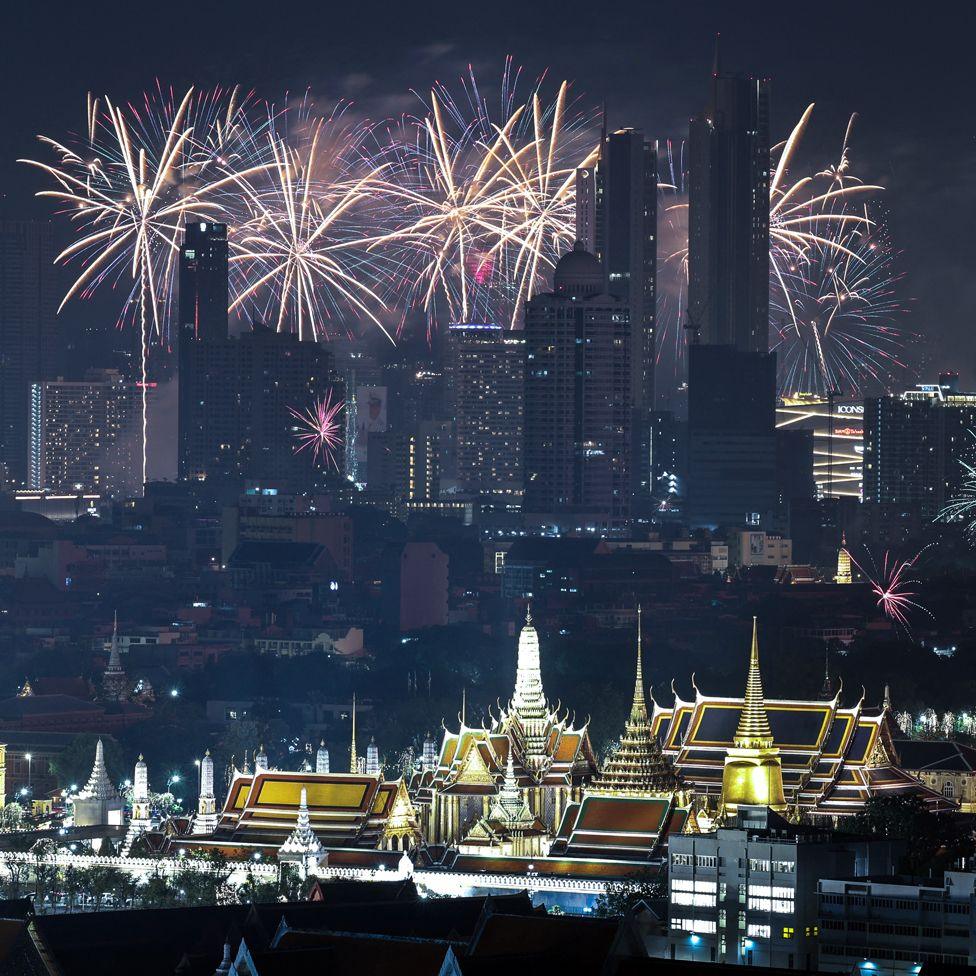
411, 608, 598, 846
652, 621, 952, 818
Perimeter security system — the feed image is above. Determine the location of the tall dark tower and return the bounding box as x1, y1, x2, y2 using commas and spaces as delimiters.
178, 221, 229, 482
576, 127, 658, 502
688, 71, 770, 352
687, 64, 777, 530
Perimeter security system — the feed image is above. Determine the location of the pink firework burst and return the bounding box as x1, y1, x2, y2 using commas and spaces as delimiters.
848, 546, 934, 635
288, 391, 344, 470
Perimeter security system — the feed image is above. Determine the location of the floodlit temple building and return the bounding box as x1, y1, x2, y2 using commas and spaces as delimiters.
410, 608, 599, 847
652, 620, 951, 818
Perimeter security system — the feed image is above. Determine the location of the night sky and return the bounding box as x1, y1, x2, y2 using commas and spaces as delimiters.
5, 1, 974, 383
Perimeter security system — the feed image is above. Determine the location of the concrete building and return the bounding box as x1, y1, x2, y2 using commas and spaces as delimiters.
29, 370, 140, 497
818, 872, 975, 971
664, 808, 899, 969
730, 530, 793, 570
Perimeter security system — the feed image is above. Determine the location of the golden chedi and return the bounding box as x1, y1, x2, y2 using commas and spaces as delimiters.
720, 618, 787, 815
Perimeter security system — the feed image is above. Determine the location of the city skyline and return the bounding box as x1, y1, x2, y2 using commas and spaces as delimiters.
3, 2, 973, 386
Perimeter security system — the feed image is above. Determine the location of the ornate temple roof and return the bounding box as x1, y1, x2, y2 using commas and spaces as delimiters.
651, 632, 953, 816
194, 770, 419, 851
419, 610, 597, 800
590, 608, 680, 797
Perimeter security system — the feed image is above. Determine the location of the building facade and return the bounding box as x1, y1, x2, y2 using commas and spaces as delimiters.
445, 324, 523, 502
523, 244, 632, 535
29, 370, 141, 496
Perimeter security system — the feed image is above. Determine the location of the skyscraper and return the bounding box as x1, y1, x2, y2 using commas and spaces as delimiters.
446, 324, 524, 502
577, 128, 658, 501
178, 221, 230, 483
29, 370, 141, 496
176, 222, 334, 492
688, 72, 770, 351
0, 220, 57, 487
686, 68, 777, 529
523, 243, 631, 535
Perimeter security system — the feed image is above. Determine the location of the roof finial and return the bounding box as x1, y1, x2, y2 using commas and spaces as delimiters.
734, 618, 774, 749
883, 684, 892, 711
632, 605, 646, 718
461, 686, 467, 726
525, 601, 532, 627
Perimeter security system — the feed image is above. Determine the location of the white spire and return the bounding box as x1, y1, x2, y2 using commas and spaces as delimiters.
133, 754, 149, 804
254, 744, 268, 774
422, 732, 437, 771
316, 740, 330, 774
279, 787, 322, 876
78, 740, 119, 801
366, 737, 380, 776
193, 749, 218, 836
512, 606, 547, 718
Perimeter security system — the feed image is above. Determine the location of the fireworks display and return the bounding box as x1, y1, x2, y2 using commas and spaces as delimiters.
655, 106, 905, 400
369, 60, 598, 331
936, 430, 976, 541
288, 390, 345, 470
20, 85, 268, 483
229, 109, 394, 343
848, 546, 934, 635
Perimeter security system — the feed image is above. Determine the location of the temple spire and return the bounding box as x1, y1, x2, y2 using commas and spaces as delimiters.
512, 603, 546, 718
349, 693, 358, 774
734, 618, 774, 749
591, 611, 680, 797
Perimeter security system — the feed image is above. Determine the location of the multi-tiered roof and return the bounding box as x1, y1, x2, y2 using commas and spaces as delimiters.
590, 608, 680, 797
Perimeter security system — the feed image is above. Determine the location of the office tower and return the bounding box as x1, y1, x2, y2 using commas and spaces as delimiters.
686, 68, 777, 529
864, 374, 976, 520
29, 370, 141, 496
688, 73, 770, 350
446, 324, 524, 503
366, 425, 440, 518
688, 345, 778, 527
523, 243, 631, 535
777, 394, 865, 500
577, 128, 658, 500
0, 221, 57, 487
178, 221, 230, 482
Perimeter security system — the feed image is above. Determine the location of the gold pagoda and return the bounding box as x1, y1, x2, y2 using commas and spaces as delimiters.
590, 607, 681, 797
834, 532, 852, 584
719, 618, 787, 816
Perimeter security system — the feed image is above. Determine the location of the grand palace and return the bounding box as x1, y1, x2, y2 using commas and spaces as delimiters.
47, 610, 952, 904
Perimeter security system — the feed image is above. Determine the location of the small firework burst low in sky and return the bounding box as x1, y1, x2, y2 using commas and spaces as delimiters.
848, 546, 934, 635
288, 391, 344, 470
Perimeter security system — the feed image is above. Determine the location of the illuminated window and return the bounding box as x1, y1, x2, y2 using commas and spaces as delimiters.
782, 927, 794, 939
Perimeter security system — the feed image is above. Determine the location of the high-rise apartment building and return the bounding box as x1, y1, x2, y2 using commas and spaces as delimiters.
577, 128, 658, 500
0, 221, 57, 487
29, 370, 141, 496
523, 243, 631, 535
864, 373, 976, 520
445, 324, 524, 503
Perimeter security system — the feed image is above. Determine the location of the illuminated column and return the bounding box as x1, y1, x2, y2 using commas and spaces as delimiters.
193, 749, 218, 835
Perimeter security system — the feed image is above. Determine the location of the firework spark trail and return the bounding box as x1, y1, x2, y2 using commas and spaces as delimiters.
20, 87, 270, 486
655, 106, 902, 399
848, 546, 934, 635
936, 429, 976, 541
288, 390, 344, 470
367, 65, 598, 332
228, 108, 395, 344
770, 221, 907, 396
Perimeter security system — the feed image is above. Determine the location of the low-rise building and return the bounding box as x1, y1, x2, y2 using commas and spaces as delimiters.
818, 872, 976, 972
663, 807, 899, 969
